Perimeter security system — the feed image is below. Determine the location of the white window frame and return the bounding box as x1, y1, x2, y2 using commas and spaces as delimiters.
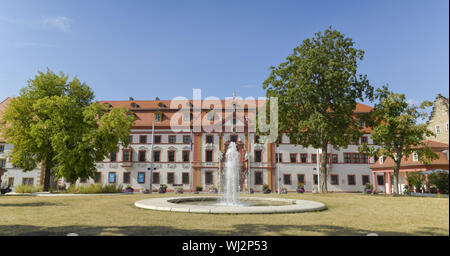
380, 156, 384, 164
413, 152, 419, 161
436, 125, 441, 134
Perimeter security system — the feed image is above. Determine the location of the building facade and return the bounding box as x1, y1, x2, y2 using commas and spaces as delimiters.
1, 96, 379, 193
81, 98, 379, 193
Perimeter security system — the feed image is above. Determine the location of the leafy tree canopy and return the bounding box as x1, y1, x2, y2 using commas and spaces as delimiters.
263, 27, 373, 148
359, 85, 437, 163
1, 69, 134, 189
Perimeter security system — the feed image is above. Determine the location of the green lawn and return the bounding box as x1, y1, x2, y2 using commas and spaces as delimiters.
0, 193, 448, 236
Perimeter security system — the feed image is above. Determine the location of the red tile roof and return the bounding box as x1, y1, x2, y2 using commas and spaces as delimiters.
370, 141, 449, 170
99, 100, 374, 130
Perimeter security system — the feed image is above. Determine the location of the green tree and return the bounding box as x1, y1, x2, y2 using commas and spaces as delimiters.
263, 27, 373, 192
359, 86, 438, 195
0, 69, 134, 191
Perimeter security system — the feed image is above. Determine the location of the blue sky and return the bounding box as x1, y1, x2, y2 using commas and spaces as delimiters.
0, 0, 448, 105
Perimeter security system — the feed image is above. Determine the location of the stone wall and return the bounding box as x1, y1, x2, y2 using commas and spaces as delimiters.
426, 94, 449, 144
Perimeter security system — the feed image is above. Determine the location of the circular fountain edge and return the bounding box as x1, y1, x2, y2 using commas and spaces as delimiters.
134, 196, 327, 214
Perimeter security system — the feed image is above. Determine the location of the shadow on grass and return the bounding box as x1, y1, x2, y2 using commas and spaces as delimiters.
0, 202, 68, 207
0, 224, 447, 236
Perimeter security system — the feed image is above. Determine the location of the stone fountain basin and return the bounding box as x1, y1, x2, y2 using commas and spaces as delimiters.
134, 196, 327, 214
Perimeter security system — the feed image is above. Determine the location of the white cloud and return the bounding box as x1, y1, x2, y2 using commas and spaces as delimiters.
407, 99, 420, 106
41, 16, 72, 32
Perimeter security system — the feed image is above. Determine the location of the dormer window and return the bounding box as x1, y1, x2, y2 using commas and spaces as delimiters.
155, 113, 162, 122
183, 113, 190, 122
158, 102, 166, 108
413, 152, 419, 161
130, 102, 139, 108
207, 111, 214, 121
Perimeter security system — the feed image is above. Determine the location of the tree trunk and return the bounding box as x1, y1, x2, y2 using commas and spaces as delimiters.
392, 161, 400, 196
43, 162, 51, 192
319, 145, 328, 193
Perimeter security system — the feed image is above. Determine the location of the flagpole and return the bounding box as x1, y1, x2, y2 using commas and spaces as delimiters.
149, 120, 155, 194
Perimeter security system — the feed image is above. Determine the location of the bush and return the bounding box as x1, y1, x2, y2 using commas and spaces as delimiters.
14, 184, 43, 193
66, 183, 123, 194
428, 172, 449, 194
196, 186, 203, 192
407, 172, 426, 192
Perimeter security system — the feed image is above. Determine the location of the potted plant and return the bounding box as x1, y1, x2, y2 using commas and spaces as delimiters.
158, 184, 167, 194
429, 186, 437, 194
364, 182, 373, 194
296, 182, 305, 193
262, 184, 271, 194
175, 187, 184, 194
249, 188, 254, 194
0, 182, 11, 195
125, 185, 134, 193
280, 186, 288, 194
194, 186, 203, 194
208, 185, 218, 193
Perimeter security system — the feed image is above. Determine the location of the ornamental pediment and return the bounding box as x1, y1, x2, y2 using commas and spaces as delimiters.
204, 143, 215, 150
168, 146, 178, 151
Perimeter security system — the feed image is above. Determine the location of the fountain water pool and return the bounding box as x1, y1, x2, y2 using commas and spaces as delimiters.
134, 142, 327, 214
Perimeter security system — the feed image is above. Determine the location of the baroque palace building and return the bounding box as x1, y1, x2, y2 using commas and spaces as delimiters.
85, 97, 379, 193
1, 95, 381, 193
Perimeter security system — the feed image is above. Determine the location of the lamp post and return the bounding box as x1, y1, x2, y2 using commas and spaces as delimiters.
317, 148, 321, 193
